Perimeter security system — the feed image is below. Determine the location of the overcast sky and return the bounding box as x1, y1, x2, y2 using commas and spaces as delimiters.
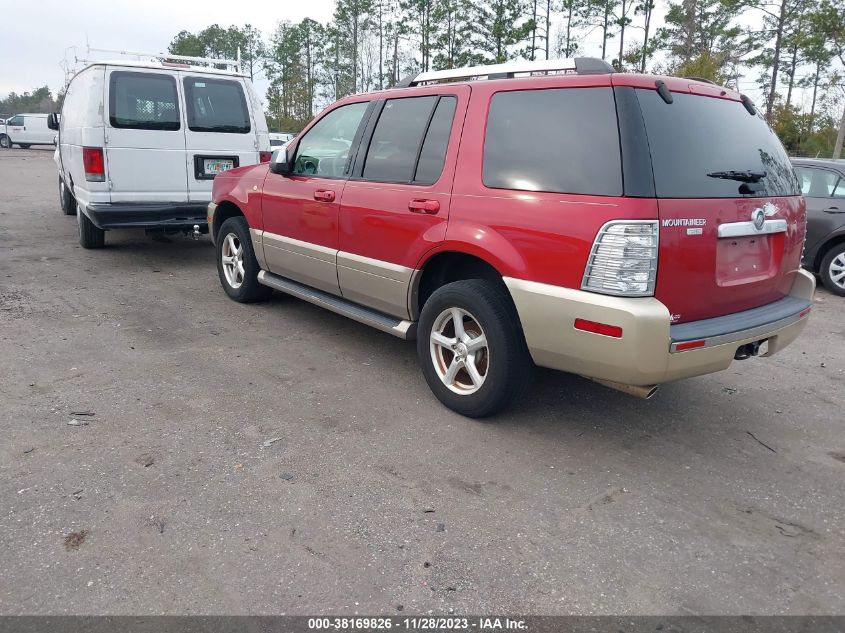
3, 0, 778, 106
0, 0, 336, 98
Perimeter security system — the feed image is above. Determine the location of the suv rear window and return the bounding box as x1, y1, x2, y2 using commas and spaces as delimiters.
184, 77, 250, 134
483, 87, 622, 196
637, 90, 799, 198
109, 72, 180, 131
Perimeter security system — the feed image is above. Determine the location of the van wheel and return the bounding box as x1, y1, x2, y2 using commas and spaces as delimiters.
59, 178, 76, 215
78, 208, 105, 249
216, 216, 271, 303
820, 243, 845, 297
417, 279, 533, 418
18, 144, 30, 149
0, 135, 10, 149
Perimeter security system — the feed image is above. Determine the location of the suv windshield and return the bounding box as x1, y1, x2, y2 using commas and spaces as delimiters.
637, 90, 799, 198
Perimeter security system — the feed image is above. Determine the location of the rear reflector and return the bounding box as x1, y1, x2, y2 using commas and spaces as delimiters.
675, 339, 706, 351
259, 151, 272, 163
574, 318, 623, 338
799, 307, 811, 317
82, 147, 105, 182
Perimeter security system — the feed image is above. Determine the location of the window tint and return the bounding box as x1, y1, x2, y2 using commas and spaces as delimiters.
483, 87, 622, 196
414, 97, 457, 184
109, 72, 179, 130
637, 90, 799, 198
184, 77, 250, 133
794, 166, 839, 197
363, 96, 438, 183
293, 102, 369, 178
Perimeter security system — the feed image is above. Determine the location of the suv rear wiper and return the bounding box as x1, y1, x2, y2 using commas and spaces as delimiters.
706, 170, 767, 183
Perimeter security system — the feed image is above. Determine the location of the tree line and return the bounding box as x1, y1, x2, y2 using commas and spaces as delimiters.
168, 0, 845, 157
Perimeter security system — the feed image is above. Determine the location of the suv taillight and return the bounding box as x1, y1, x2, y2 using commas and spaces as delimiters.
581, 221, 659, 296
259, 151, 272, 163
82, 147, 105, 182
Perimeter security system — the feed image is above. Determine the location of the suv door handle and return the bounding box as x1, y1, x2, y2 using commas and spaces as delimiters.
408, 199, 440, 214
824, 206, 844, 214
313, 189, 336, 202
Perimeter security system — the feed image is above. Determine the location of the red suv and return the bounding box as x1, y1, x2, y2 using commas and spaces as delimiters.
208, 58, 814, 417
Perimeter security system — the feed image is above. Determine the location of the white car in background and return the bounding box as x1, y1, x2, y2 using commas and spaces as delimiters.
269, 132, 294, 148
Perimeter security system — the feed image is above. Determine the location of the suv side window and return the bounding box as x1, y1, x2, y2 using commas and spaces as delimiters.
363, 96, 435, 182
293, 102, 369, 178
184, 77, 250, 133
833, 178, 845, 199
110, 72, 180, 131
483, 87, 622, 196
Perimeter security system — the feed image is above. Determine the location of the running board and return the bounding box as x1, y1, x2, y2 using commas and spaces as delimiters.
257, 270, 417, 340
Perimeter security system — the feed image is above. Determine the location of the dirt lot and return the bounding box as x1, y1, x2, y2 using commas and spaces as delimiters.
0, 147, 843, 615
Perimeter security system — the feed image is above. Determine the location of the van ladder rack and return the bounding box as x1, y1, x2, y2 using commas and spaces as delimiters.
80, 46, 242, 74
394, 57, 614, 88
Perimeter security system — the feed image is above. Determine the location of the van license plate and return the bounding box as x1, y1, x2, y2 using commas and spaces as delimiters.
203, 159, 235, 176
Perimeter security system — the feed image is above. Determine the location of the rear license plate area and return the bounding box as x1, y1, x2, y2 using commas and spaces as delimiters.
715, 235, 778, 287
194, 155, 239, 180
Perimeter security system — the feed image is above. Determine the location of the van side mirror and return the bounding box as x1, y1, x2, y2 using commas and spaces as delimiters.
46, 113, 59, 131
269, 147, 292, 175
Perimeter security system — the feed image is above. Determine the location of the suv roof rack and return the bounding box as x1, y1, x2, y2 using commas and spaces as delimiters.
395, 57, 614, 88
78, 46, 243, 74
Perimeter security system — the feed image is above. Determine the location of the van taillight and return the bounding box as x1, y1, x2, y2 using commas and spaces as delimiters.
82, 147, 105, 182
259, 151, 272, 163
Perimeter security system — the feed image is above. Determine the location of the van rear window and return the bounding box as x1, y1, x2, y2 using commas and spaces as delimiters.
184, 78, 250, 134
636, 90, 799, 198
109, 72, 180, 131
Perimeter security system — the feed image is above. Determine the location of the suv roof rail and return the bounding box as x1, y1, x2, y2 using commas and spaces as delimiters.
684, 76, 718, 85
395, 57, 614, 88
81, 46, 242, 74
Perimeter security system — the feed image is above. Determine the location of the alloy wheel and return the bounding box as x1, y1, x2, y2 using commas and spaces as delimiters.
221, 232, 245, 289
429, 307, 489, 395
830, 253, 845, 290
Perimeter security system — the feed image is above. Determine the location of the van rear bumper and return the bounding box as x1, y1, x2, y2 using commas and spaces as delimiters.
504, 269, 815, 387
84, 202, 209, 230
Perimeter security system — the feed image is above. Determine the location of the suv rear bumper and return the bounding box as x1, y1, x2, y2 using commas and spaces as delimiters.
505, 269, 815, 386
84, 202, 209, 230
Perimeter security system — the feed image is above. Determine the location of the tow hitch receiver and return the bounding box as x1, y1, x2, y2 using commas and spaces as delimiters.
192, 224, 201, 240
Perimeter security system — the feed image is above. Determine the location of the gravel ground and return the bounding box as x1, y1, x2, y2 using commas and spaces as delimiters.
0, 147, 843, 615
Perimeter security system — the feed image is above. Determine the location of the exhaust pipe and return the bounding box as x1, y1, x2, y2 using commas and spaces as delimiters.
586, 377, 659, 400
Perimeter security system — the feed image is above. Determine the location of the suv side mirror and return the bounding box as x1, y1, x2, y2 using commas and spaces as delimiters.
269, 147, 292, 175
46, 113, 59, 131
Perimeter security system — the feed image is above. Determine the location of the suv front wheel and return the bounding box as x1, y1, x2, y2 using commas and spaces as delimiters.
820, 243, 845, 297
417, 279, 533, 417
216, 216, 271, 303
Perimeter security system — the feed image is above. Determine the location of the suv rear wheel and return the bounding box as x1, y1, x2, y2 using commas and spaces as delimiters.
417, 279, 533, 417
216, 216, 271, 303
77, 208, 105, 249
820, 243, 845, 297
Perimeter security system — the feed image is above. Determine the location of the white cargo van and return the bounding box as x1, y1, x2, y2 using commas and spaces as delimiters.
52, 54, 271, 248
1, 113, 56, 148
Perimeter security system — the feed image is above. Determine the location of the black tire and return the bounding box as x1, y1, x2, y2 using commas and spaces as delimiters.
0, 135, 10, 149
18, 144, 30, 149
819, 243, 845, 297
216, 216, 271, 303
78, 208, 105, 249
59, 177, 76, 215
417, 279, 533, 418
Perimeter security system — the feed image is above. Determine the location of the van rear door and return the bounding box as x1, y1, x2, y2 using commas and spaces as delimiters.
180, 74, 260, 203
104, 68, 188, 203
631, 85, 804, 324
